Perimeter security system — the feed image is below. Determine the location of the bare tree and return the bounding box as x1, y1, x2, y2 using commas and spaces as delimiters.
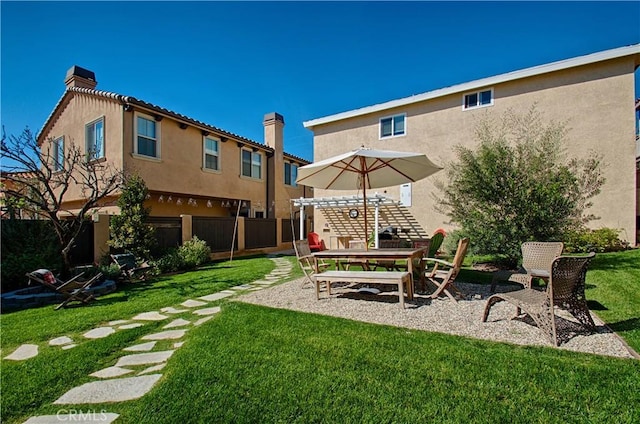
1, 126, 124, 275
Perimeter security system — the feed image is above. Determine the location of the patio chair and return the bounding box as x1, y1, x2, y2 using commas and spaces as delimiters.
26, 269, 103, 310
423, 237, 470, 301
482, 253, 596, 346
307, 232, 325, 252
111, 253, 155, 283
428, 229, 446, 258
294, 239, 330, 287
372, 239, 403, 271
490, 242, 564, 293
339, 239, 371, 270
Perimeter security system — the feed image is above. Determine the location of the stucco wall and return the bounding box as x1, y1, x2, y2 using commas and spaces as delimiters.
40, 93, 125, 201
310, 57, 638, 244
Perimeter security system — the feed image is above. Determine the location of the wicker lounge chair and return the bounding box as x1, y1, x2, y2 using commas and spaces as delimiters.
294, 239, 330, 287
490, 242, 564, 293
423, 237, 470, 301
482, 252, 596, 346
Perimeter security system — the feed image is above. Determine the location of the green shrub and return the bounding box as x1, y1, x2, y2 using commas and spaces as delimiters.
564, 227, 627, 253
153, 249, 185, 274
178, 236, 211, 268
98, 263, 123, 281
436, 106, 605, 268
109, 174, 156, 261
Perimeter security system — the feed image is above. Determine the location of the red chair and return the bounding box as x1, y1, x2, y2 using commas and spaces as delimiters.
307, 232, 325, 252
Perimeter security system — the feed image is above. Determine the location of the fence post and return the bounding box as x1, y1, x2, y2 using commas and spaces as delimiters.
276, 218, 283, 248
93, 214, 111, 263
181, 214, 192, 244
237, 217, 245, 251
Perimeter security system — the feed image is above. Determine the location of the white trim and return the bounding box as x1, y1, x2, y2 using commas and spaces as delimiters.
378, 113, 407, 139
284, 161, 298, 187
203, 135, 221, 171
461, 88, 494, 111
303, 44, 640, 128
134, 111, 161, 159
240, 148, 263, 180
53, 136, 65, 171
85, 115, 105, 160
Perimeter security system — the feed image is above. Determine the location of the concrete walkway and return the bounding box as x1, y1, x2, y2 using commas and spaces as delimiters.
11, 256, 293, 423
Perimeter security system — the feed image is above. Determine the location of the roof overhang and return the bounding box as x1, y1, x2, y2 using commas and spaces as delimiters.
303, 43, 640, 129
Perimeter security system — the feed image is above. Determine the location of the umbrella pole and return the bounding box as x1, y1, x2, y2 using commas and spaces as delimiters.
363, 181, 368, 251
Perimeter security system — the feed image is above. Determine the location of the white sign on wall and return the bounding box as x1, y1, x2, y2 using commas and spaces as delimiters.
400, 183, 412, 207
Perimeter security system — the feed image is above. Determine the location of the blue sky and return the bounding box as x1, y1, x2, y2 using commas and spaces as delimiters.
2, 1, 639, 161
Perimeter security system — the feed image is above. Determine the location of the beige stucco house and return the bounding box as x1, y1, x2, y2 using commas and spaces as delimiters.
34, 66, 312, 259
37, 66, 310, 221
304, 44, 640, 246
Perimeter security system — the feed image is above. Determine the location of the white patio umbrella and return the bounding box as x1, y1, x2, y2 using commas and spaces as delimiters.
296, 146, 443, 249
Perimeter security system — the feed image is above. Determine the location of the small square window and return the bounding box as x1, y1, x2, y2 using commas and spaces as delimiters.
463, 89, 493, 110
380, 114, 406, 138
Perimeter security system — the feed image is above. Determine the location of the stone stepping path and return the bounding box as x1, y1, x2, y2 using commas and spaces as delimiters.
132, 311, 168, 321
124, 341, 157, 352
142, 329, 187, 340
181, 299, 207, 308
193, 306, 221, 316
49, 336, 73, 346
83, 327, 116, 339
16, 256, 294, 422
54, 374, 163, 404
4, 344, 38, 360
164, 318, 191, 329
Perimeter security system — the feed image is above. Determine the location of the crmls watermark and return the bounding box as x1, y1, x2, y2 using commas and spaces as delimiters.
56, 409, 110, 421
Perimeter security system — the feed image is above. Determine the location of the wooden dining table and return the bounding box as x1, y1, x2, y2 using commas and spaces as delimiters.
312, 247, 429, 289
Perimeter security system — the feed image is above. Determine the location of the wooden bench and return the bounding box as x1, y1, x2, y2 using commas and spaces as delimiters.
312, 270, 413, 308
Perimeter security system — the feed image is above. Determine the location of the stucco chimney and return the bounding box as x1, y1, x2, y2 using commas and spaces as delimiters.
263, 112, 285, 154
264, 112, 285, 220
64, 65, 97, 90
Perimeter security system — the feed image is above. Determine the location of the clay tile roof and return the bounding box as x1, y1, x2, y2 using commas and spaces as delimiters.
37, 87, 309, 164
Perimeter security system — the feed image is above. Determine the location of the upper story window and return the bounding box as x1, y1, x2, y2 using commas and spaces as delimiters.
203, 136, 220, 171
85, 117, 105, 160
380, 114, 406, 139
135, 113, 160, 158
463, 88, 493, 110
284, 162, 298, 187
241, 149, 262, 179
53, 136, 64, 171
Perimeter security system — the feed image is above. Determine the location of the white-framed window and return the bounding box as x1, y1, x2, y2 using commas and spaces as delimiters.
203, 136, 220, 171
380, 113, 406, 139
462, 88, 493, 110
134, 113, 160, 158
53, 136, 64, 171
241, 149, 262, 179
85, 117, 105, 160
284, 162, 298, 186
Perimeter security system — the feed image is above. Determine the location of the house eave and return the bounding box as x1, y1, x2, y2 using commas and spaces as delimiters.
303, 43, 640, 129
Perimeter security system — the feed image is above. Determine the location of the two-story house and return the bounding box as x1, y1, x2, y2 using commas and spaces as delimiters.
304, 44, 640, 246
36, 66, 311, 256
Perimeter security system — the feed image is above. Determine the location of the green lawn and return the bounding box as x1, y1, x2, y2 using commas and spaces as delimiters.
1, 250, 639, 423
